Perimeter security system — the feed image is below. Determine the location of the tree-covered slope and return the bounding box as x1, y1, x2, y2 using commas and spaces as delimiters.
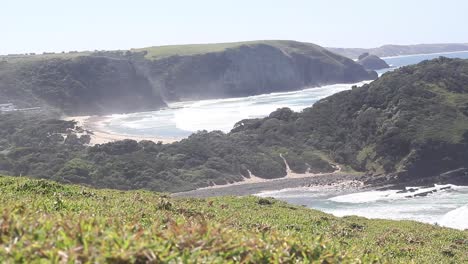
235, 57, 468, 184
1, 175, 466, 263
0, 110, 337, 192
306, 57, 468, 182
0, 56, 166, 115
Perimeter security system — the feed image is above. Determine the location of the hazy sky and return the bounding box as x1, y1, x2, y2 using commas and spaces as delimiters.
2, 0, 467, 54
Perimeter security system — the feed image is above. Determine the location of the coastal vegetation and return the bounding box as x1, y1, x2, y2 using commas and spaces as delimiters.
0, 111, 333, 192
1, 175, 466, 263
0, 58, 467, 192
0, 55, 165, 115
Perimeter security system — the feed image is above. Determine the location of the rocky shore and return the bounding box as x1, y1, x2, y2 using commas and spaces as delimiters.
172, 172, 367, 198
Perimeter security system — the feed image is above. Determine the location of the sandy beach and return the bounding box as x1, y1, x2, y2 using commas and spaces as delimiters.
63, 115, 180, 145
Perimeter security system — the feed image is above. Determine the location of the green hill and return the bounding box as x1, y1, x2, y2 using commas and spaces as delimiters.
231, 57, 468, 185
132, 40, 275, 59
0, 55, 166, 115
0, 175, 466, 263
0, 40, 375, 114
135, 40, 348, 60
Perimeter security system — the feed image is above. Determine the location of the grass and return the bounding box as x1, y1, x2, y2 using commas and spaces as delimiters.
131, 40, 328, 60
131, 40, 282, 60
0, 175, 467, 263
1, 40, 333, 63
0, 52, 92, 63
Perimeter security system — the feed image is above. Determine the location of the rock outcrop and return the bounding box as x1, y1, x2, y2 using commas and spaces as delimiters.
357, 53, 390, 70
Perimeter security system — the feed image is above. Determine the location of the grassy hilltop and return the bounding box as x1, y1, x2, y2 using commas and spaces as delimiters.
133, 40, 335, 60
0, 175, 467, 263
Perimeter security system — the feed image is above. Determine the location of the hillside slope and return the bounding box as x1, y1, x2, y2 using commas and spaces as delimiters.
0, 41, 376, 114
329, 43, 468, 59
0, 56, 166, 115
1, 175, 466, 263
234, 57, 468, 184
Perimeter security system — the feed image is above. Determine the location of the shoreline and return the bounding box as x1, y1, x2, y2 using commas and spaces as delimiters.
63, 115, 180, 145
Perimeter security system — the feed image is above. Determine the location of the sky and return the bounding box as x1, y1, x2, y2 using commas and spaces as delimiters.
2, 0, 467, 55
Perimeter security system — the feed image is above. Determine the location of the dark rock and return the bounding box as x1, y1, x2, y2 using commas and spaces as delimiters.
357, 53, 390, 70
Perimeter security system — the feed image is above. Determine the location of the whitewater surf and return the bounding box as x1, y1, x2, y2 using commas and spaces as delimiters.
257, 184, 468, 230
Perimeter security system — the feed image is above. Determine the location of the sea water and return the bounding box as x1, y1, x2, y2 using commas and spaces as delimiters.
377, 50, 468, 75
257, 185, 468, 230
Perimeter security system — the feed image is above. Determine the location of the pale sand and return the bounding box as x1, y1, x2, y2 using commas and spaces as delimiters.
63, 115, 180, 145
280, 153, 342, 179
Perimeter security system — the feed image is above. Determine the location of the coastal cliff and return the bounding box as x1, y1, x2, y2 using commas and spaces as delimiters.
138, 41, 377, 101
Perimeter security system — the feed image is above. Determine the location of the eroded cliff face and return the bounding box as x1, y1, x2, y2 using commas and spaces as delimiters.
141, 43, 377, 101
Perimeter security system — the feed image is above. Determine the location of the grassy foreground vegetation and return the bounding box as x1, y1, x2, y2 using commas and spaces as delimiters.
1, 175, 467, 263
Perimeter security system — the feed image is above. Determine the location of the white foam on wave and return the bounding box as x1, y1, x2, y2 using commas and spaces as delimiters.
328, 190, 396, 203
328, 184, 459, 204
99, 81, 370, 136
439, 204, 468, 230
321, 185, 468, 229
256, 186, 333, 199
171, 82, 370, 132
